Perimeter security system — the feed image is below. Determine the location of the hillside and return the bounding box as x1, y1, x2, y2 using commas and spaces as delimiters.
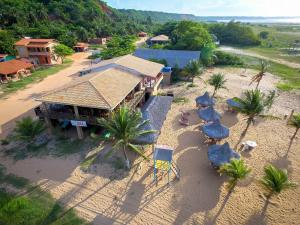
0, 0, 156, 47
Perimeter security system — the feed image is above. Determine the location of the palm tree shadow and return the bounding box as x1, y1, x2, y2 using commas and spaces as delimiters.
245, 197, 269, 225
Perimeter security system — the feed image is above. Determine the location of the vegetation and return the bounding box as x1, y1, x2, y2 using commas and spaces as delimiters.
0, 59, 73, 97
208, 73, 227, 98
0, 30, 16, 55
100, 36, 136, 59
259, 31, 269, 40
213, 51, 244, 66
14, 117, 46, 143
260, 164, 296, 197
209, 21, 260, 46
53, 44, 74, 63
219, 159, 251, 190
288, 113, 300, 143
173, 97, 189, 103
148, 58, 168, 66
98, 107, 156, 169
249, 60, 270, 89
236, 89, 276, 136
182, 60, 202, 84
201, 43, 216, 66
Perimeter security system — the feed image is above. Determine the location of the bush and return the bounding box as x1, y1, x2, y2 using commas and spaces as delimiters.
149, 58, 168, 66
214, 51, 244, 66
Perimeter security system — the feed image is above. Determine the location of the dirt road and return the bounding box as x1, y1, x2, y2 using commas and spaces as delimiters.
219, 46, 300, 69
0, 52, 92, 138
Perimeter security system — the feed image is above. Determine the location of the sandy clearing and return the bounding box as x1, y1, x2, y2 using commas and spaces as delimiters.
1, 67, 300, 225
0, 52, 92, 138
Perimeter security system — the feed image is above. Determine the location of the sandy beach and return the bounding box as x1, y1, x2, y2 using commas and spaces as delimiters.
1, 67, 300, 225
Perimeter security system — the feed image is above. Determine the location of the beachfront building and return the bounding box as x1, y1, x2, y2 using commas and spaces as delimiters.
35, 55, 165, 139
149, 35, 170, 46
138, 32, 148, 37
88, 38, 107, 45
0, 59, 34, 83
73, 42, 89, 52
15, 38, 59, 65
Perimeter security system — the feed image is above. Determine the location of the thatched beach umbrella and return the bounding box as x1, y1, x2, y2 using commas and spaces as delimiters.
197, 106, 221, 122
195, 92, 215, 107
201, 119, 229, 140
208, 142, 240, 167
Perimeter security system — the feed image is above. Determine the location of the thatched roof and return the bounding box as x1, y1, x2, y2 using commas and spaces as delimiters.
37, 67, 142, 110
195, 92, 215, 107
201, 119, 229, 140
197, 106, 221, 122
134, 96, 173, 145
208, 142, 240, 167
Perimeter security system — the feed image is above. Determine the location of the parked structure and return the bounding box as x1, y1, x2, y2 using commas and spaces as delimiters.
88, 38, 107, 45
15, 38, 59, 65
0, 59, 33, 83
138, 32, 147, 37
35, 55, 165, 139
134, 48, 201, 69
149, 35, 170, 45
73, 43, 89, 52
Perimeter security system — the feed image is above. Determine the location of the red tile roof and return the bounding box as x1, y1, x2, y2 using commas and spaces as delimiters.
0, 59, 33, 75
15, 38, 55, 46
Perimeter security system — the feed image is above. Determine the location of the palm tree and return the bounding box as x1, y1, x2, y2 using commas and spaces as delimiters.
14, 117, 46, 143
260, 164, 296, 197
183, 60, 202, 84
98, 107, 156, 169
219, 159, 251, 191
249, 60, 269, 89
208, 73, 227, 98
236, 89, 276, 137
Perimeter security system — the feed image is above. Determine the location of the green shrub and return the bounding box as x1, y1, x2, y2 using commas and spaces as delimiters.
149, 58, 168, 66
1, 139, 9, 145
214, 51, 244, 66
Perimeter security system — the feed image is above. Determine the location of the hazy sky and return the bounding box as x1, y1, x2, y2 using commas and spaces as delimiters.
104, 0, 300, 17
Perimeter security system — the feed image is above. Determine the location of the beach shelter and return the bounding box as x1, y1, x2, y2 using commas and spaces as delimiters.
226, 98, 242, 110
208, 142, 240, 167
201, 119, 230, 140
195, 92, 215, 107
197, 106, 221, 122
153, 145, 177, 183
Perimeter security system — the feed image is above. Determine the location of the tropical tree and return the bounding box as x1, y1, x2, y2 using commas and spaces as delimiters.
183, 60, 202, 84
236, 89, 276, 136
260, 164, 296, 198
288, 113, 300, 142
98, 107, 156, 169
219, 159, 251, 190
208, 73, 227, 98
14, 117, 46, 143
249, 60, 270, 89
53, 44, 74, 63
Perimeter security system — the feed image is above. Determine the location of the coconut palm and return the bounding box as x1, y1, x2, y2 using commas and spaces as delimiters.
183, 60, 202, 84
14, 117, 46, 143
249, 60, 269, 89
236, 89, 276, 137
208, 73, 227, 98
98, 107, 156, 169
219, 159, 251, 190
260, 164, 296, 197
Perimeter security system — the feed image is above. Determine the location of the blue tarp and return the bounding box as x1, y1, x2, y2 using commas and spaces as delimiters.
195, 92, 215, 107
197, 106, 221, 122
201, 119, 229, 139
226, 98, 242, 109
208, 142, 240, 167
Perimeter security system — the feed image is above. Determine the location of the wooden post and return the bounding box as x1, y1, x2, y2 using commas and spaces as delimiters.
74, 106, 84, 139
42, 103, 53, 133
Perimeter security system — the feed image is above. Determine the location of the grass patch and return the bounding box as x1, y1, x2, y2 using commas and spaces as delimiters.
187, 83, 198, 88
0, 59, 73, 97
80, 144, 105, 170
173, 97, 189, 103
233, 54, 300, 91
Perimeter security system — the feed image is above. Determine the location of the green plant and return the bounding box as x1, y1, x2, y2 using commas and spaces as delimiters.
182, 60, 202, 84
173, 97, 188, 103
260, 164, 297, 197
250, 60, 270, 89
1, 139, 9, 146
219, 159, 251, 190
208, 73, 227, 98
288, 113, 300, 142
53, 44, 74, 63
14, 117, 46, 143
236, 89, 276, 136
98, 107, 156, 169
214, 51, 244, 66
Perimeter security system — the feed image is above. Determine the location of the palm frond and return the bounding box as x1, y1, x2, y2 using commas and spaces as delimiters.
128, 143, 148, 160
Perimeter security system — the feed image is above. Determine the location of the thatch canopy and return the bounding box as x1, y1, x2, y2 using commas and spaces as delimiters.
197, 106, 221, 122
208, 142, 240, 167
195, 92, 215, 107
201, 119, 229, 140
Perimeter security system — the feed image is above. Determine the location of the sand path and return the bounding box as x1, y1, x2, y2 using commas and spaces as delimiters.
0, 52, 92, 138
219, 46, 300, 69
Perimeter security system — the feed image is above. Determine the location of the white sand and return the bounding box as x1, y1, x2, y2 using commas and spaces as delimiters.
1, 67, 300, 225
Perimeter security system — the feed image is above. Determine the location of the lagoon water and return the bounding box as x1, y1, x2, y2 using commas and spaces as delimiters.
216, 17, 300, 24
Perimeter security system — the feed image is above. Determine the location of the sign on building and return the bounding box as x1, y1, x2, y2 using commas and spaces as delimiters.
71, 120, 87, 127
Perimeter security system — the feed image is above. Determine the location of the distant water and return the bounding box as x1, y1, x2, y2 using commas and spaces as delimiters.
216, 17, 300, 24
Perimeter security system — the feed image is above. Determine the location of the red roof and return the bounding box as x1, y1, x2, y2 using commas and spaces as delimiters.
15, 38, 55, 46
74, 42, 89, 48
0, 59, 33, 75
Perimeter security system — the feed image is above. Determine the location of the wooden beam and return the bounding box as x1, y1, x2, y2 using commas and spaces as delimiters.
74, 106, 84, 139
